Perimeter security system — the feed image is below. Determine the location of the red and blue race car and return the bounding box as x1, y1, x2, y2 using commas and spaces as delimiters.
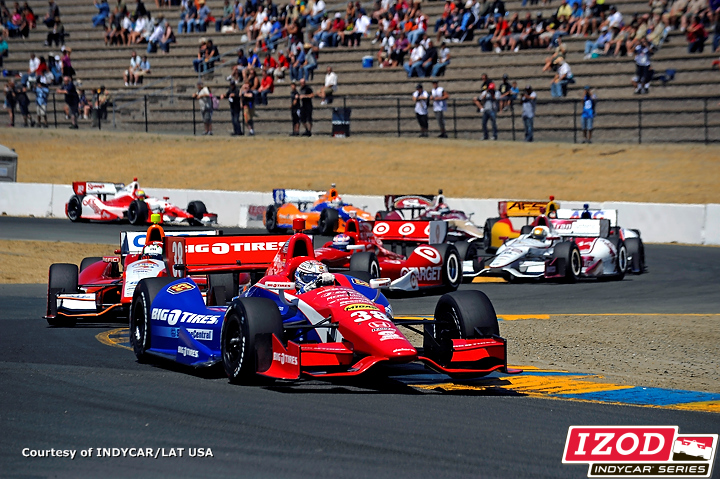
129, 220, 520, 383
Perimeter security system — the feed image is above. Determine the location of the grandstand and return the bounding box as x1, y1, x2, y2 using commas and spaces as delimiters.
4, 0, 720, 142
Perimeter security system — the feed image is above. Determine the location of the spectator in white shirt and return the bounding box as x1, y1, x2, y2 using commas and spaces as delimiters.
123, 50, 141, 85
318, 66, 337, 105
431, 80, 448, 137
413, 82, 429, 137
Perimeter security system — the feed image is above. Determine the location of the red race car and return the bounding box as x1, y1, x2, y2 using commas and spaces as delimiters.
313, 217, 462, 293
65, 178, 217, 225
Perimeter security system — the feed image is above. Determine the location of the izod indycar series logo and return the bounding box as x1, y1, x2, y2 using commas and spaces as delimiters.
167, 282, 195, 294
563, 426, 718, 478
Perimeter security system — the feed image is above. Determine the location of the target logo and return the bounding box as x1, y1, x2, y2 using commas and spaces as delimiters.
410, 272, 418, 289
398, 223, 416, 235
414, 246, 442, 264
424, 224, 431, 236
373, 222, 390, 235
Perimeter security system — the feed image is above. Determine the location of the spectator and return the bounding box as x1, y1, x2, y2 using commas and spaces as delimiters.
686, 16, 707, 52
60, 47, 75, 78
298, 77, 314, 136
0, 38, 7, 69
192, 81, 213, 135
147, 17, 164, 52
221, 80, 242, 135
301, 43, 318, 81
229, 48, 247, 81
581, 85, 596, 143
79, 88, 92, 119
257, 69, 274, 105
178, 0, 197, 33
45, 17, 64, 46
550, 56, 573, 97
134, 0, 148, 19
193, 37, 207, 72
93, 0, 110, 27
262, 53, 278, 77
307, 0, 327, 28
158, 21, 174, 53
419, 39, 438, 77
474, 82, 499, 140
391, 32, 410, 67
5, 80, 16, 127
128, 14, 149, 43
521, 84, 536, 142
632, 42, 652, 93
240, 81, 255, 135
318, 66, 337, 105
412, 82, 429, 137
16, 83, 31, 127
274, 50, 289, 82
19, 52, 39, 88
404, 42, 425, 77
196, 0, 212, 33
265, 16, 283, 50
290, 43, 306, 81
215, 0, 234, 32
431, 41, 450, 76
713, 8, 720, 53
123, 50, 141, 85
498, 73, 512, 112
35, 77, 49, 128
289, 81, 301, 136
43, 0, 60, 28
133, 55, 151, 84
119, 12, 133, 44
56, 76, 79, 129
94, 85, 110, 120
430, 79, 448, 138
584, 25, 612, 58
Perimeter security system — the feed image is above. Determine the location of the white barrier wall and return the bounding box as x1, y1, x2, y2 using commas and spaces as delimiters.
2, 182, 720, 245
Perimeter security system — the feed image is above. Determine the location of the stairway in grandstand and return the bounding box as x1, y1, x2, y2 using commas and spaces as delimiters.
5, 0, 720, 141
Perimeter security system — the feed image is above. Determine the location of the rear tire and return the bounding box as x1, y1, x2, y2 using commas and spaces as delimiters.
318, 208, 339, 236
625, 237, 645, 274
128, 200, 149, 225
454, 240, 481, 276
552, 241, 582, 283
47, 263, 79, 327
208, 273, 238, 304
483, 218, 500, 253
349, 252, 380, 279
265, 204, 279, 233
187, 201, 207, 224
80, 257, 103, 273
129, 277, 175, 362
610, 242, 627, 281
221, 298, 283, 384
432, 243, 462, 291
67, 195, 83, 222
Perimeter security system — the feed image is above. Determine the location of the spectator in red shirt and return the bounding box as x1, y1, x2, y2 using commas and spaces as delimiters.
257, 69, 274, 105
274, 50, 289, 82
686, 16, 707, 53
262, 53, 278, 76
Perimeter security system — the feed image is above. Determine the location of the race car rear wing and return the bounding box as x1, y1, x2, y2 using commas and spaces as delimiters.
384, 194, 435, 210
371, 220, 448, 243
550, 218, 610, 238
166, 234, 292, 278
555, 208, 618, 227
120, 230, 220, 255
499, 197, 560, 218
72, 181, 124, 196
272, 188, 323, 206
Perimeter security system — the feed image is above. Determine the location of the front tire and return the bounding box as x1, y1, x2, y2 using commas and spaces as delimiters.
483, 218, 500, 253
265, 204, 279, 233
349, 252, 380, 278
221, 298, 283, 384
130, 277, 175, 362
552, 241, 582, 283
432, 243, 462, 291
187, 201, 207, 224
454, 240, 481, 277
67, 195, 83, 222
318, 208, 339, 236
625, 237, 645, 274
128, 200, 149, 225
609, 242, 627, 281
47, 263, 79, 327
80, 256, 103, 273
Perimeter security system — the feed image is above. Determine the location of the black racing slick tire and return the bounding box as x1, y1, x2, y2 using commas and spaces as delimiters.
80, 257, 103, 273
67, 195, 83, 222
128, 199, 149, 225
265, 204, 279, 233
208, 273, 238, 304
552, 241, 582, 283
318, 208, 339, 236
221, 298, 283, 384
482, 218, 500, 253
625, 237, 645, 274
47, 263, 79, 327
432, 243, 462, 291
187, 201, 207, 224
130, 277, 175, 362
454, 240, 481, 277
349, 252, 380, 279
610, 242, 627, 281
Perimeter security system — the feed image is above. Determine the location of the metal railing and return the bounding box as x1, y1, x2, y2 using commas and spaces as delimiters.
111, 76, 176, 128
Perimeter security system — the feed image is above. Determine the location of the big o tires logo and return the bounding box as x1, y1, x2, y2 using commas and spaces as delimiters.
414, 246, 442, 265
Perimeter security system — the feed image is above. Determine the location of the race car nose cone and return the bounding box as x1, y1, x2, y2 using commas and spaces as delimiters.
386, 345, 418, 362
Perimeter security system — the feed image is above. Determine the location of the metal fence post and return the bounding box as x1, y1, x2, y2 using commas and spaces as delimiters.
452, 99, 457, 139
343, 96, 347, 111
573, 100, 577, 144
170, 77, 175, 104
192, 96, 196, 136
144, 95, 148, 133
52, 93, 57, 128
704, 98, 709, 144
638, 99, 642, 144
112, 104, 116, 128
396, 98, 401, 137
510, 102, 516, 141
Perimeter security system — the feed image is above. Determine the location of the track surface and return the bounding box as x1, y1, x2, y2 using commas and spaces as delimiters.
1, 218, 720, 478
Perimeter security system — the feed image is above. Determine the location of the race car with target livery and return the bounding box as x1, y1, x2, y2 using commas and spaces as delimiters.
66, 178, 217, 225
480, 217, 627, 282
129, 219, 521, 383
264, 185, 374, 235
45, 217, 225, 327
313, 217, 462, 292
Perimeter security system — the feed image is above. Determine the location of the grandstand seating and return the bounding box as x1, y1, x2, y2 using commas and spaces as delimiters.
4, 0, 719, 141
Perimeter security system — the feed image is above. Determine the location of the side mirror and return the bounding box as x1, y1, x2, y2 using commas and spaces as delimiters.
369, 278, 391, 289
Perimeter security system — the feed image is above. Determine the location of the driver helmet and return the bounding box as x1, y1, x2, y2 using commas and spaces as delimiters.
136, 190, 147, 200
295, 260, 329, 293
530, 226, 550, 241
141, 241, 163, 260
330, 196, 342, 208
331, 233, 351, 251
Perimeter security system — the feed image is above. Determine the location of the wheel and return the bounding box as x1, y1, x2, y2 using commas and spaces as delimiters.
187, 201, 207, 224
318, 208, 339, 236
375, 210, 388, 220
265, 204, 279, 233
482, 218, 500, 253
609, 241, 627, 281
66, 195, 83, 222
207, 273, 238, 304
349, 252, 380, 279
454, 240, 481, 276
432, 243, 462, 291
552, 241, 582, 283
625, 237, 645, 274
80, 257, 103, 273
520, 225, 533, 235
221, 298, 283, 384
47, 263, 79, 327
424, 290, 499, 366
129, 277, 175, 362
127, 200, 149, 225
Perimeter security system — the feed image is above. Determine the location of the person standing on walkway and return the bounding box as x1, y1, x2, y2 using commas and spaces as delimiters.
430, 80, 448, 138
521, 84, 536, 142
298, 78, 314, 136
474, 82, 499, 140
221, 80, 242, 135
289, 81, 301, 136
56, 76, 79, 129
192, 81, 213, 135
581, 85, 596, 143
413, 83, 429, 137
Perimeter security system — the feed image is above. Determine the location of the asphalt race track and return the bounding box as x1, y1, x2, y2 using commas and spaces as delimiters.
1, 217, 719, 478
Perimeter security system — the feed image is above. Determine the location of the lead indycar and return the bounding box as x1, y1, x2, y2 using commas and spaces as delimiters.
129, 220, 520, 383
66, 178, 217, 225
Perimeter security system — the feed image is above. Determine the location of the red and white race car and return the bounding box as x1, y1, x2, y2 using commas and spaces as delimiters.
65, 178, 217, 225
313, 217, 462, 292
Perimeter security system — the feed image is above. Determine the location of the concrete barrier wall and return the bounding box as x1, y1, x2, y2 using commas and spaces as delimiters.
2, 182, 720, 245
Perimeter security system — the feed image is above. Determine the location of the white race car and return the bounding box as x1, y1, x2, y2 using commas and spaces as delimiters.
673, 439, 713, 460
480, 217, 627, 282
